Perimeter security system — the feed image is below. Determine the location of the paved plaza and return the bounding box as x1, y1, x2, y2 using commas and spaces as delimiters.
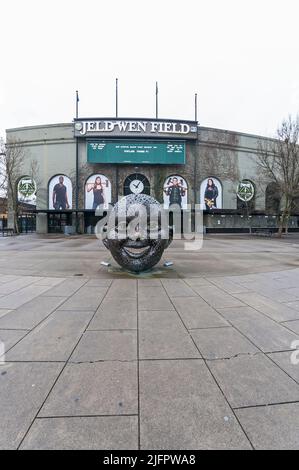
0, 234, 299, 449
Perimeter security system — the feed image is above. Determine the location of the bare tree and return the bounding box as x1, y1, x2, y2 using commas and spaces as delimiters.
256, 115, 299, 236
0, 138, 39, 234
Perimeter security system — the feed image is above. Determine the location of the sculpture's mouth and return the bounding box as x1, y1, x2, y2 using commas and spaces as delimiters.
123, 245, 151, 259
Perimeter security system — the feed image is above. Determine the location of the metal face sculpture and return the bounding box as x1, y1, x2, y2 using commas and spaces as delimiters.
102, 194, 172, 273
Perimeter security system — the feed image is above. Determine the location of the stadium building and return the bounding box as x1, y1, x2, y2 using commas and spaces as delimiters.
5, 117, 299, 234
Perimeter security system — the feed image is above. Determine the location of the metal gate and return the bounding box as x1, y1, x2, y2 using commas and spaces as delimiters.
18, 213, 36, 233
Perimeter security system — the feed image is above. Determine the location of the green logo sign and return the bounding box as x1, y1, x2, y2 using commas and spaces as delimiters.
18, 178, 37, 203
237, 180, 254, 202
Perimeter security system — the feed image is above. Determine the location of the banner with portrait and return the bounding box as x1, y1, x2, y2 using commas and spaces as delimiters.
49, 175, 72, 210
18, 177, 37, 206
200, 177, 222, 211
85, 174, 111, 210
163, 175, 188, 209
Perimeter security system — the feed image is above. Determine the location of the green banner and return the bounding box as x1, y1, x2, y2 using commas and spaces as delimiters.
87, 140, 185, 164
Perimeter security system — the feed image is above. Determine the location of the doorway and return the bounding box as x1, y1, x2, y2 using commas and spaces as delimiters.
48, 212, 72, 233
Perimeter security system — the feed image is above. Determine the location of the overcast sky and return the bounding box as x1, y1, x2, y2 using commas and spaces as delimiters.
1, 0, 299, 139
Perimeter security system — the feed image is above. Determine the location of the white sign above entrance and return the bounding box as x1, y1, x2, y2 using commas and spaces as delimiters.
74, 118, 198, 140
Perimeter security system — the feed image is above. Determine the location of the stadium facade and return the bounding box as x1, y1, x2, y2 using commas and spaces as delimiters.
6, 118, 299, 234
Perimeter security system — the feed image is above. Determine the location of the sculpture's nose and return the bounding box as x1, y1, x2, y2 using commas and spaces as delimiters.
134, 224, 142, 239
132, 229, 142, 240
127, 223, 146, 240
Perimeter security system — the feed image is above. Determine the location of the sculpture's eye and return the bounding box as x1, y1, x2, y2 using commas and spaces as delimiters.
149, 220, 159, 231
115, 221, 127, 233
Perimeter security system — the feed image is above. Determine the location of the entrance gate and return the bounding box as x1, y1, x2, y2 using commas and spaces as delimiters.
18, 213, 36, 233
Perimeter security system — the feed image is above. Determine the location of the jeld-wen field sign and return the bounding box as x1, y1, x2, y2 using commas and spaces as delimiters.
87, 141, 186, 164
74, 118, 198, 140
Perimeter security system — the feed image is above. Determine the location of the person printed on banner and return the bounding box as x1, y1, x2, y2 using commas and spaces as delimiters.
204, 178, 219, 210
163, 177, 187, 209
86, 176, 108, 210
52, 176, 70, 210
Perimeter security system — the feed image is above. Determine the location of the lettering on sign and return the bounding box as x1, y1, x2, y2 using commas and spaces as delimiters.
74, 119, 197, 139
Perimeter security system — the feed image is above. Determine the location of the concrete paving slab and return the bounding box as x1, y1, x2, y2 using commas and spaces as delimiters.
0, 296, 66, 330
139, 310, 201, 359
83, 279, 112, 287
41, 278, 88, 297
233, 279, 299, 302
106, 280, 137, 299
191, 327, 258, 359
88, 297, 137, 330
0, 329, 28, 352
267, 351, 299, 383
236, 403, 299, 449
206, 278, 250, 294
258, 273, 299, 290
70, 330, 137, 362
234, 292, 299, 322
161, 279, 196, 297
6, 310, 94, 361
285, 301, 299, 312
252, 287, 299, 303
173, 297, 229, 329
184, 278, 214, 287
138, 286, 174, 311
20, 416, 138, 450
1, 235, 299, 449
217, 307, 298, 352
191, 285, 246, 308
280, 287, 299, 299
0, 284, 54, 309
0, 309, 13, 320
217, 305, 263, 320
0, 276, 43, 295
209, 354, 299, 408
0, 275, 20, 284
139, 359, 251, 449
281, 320, 299, 334
56, 286, 108, 311
0, 362, 63, 449
138, 279, 162, 286
39, 362, 138, 417
33, 277, 65, 287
